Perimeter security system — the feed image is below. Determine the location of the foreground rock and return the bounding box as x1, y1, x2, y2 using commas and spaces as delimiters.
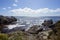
27, 25, 53, 40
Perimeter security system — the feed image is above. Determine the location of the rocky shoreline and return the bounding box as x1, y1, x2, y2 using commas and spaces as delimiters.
8, 20, 60, 40
0, 15, 60, 40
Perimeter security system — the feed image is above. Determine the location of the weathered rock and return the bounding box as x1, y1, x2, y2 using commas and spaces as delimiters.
37, 29, 53, 40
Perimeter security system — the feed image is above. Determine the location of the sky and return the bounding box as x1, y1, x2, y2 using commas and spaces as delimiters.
0, 0, 60, 17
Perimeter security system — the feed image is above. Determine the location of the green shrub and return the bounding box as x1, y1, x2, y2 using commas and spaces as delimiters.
0, 33, 8, 40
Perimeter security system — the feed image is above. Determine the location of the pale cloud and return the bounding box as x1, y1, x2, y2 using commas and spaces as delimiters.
9, 7, 60, 17
2, 8, 6, 10
13, 3, 17, 6
8, 7, 11, 9
15, 0, 18, 2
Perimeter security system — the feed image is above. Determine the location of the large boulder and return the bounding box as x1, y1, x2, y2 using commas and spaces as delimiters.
27, 25, 43, 34
42, 19, 53, 26
36, 29, 53, 40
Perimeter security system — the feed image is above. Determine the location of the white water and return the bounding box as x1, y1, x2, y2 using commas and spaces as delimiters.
6, 19, 44, 31
6, 23, 25, 29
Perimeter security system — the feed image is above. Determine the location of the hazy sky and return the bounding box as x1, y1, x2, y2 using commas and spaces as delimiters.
0, 0, 60, 17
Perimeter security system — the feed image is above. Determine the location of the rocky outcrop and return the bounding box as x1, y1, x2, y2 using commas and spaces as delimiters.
27, 19, 53, 34
42, 19, 53, 26
0, 15, 17, 33
27, 25, 43, 34
26, 19, 58, 40
0, 15, 17, 25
